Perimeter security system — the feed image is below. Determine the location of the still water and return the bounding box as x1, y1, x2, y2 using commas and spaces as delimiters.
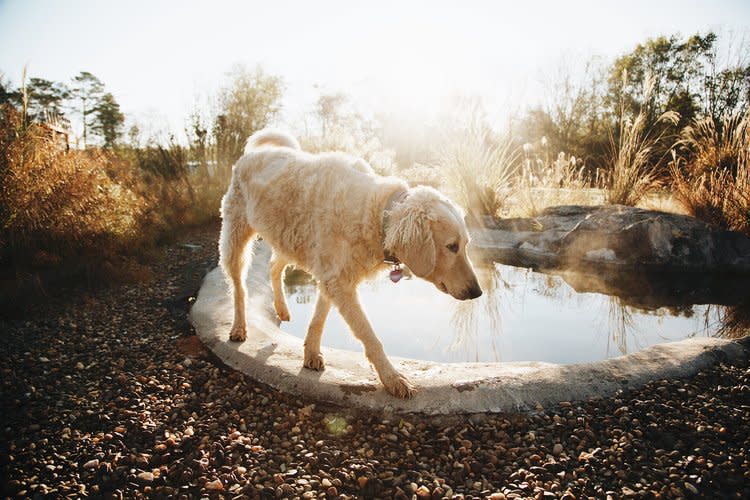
281, 263, 747, 364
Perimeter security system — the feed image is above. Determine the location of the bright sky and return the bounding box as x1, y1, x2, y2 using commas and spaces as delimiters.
1, 0, 748, 139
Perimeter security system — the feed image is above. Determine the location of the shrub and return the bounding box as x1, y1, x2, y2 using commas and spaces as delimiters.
670, 109, 750, 236
0, 106, 147, 267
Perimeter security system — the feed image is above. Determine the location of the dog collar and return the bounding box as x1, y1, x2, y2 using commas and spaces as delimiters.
382, 189, 408, 282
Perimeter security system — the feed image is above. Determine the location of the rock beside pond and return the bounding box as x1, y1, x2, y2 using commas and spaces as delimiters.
475, 205, 750, 273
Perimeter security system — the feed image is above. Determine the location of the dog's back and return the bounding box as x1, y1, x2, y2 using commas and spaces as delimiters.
231, 131, 403, 276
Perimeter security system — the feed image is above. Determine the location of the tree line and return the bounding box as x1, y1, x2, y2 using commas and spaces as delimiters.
513, 32, 750, 175
0, 70, 124, 148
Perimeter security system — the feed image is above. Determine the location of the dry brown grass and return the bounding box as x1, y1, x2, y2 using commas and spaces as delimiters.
605, 110, 679, 206
513, 149, 599, 216
670, 109, 750, 236
0, 106, 147, 266
0, 105, 225, 294
435, 128, 519, 221
605, 75, 679, 206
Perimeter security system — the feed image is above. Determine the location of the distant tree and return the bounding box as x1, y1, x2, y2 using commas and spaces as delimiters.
699, 34, 750, 125
304, 91, 396, 175
25, 77, 70, 122
606, 33, 716, 130
92, 92, 124, 148
315, 92, 348, 137
514, 59, 610, 171
186, 108, 210, 174
214, 65, 283, 165
127, 123, 141, 148
70, 71, 104, 147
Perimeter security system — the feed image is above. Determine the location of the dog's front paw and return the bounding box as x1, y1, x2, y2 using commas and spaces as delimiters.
382, 371, 416, 399
229, 324, 247, 342
274, 300, 291, 322
303, 347, 325, 371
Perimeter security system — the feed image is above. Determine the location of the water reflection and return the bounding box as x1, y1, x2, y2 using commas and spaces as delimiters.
711, 301, 750, 339
280, 262, 749, 364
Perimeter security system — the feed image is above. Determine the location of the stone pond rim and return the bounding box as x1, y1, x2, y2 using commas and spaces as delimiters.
189, 205, 749, 414
473, 204, 750, 274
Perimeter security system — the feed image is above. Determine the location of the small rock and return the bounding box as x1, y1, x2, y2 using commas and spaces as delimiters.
137, 472, 154, 483
205, 479, 223, 491
83, 459, 99, 469
553, 443, 564, 456
416, 485, 431, 498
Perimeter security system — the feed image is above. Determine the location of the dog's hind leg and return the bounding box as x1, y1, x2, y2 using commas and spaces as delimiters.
303, 292, 330, 371
219, 193, 255, 342
270, 253, 290, 321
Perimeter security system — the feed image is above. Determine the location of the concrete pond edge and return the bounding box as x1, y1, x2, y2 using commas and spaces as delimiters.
189, 239, 748, 415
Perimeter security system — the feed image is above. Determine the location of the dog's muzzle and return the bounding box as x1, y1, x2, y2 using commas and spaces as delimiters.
461, 282, 483, 300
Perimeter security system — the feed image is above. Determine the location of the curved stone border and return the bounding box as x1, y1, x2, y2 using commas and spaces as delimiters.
189, 240, 747, 414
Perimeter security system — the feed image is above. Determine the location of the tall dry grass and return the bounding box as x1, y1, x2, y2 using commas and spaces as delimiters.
514, 146, 599, 216
670, 109, 750, 236
0, 105, 227, 301
606, 76, 679, 206
434, 128, 519, 222
0, 106, 147, 267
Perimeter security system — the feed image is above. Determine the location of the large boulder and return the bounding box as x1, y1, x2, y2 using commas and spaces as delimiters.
473, 205, 750, 273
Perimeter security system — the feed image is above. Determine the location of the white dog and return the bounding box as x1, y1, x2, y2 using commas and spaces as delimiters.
219, 129, 482, 398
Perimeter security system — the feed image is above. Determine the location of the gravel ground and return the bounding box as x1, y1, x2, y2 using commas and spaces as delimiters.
2, 224, 750, 499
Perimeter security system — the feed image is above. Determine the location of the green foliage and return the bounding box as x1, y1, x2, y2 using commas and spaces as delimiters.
92, 92, 124, 148
515, 31, 749, 181
516, 59, 611, 173
606, 33, 714, 129
25, 77, 70, 122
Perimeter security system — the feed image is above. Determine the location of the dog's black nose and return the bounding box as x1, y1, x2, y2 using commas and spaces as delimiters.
463, 283, 483, 300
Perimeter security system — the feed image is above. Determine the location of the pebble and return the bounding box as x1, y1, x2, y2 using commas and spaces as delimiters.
137, 472, 154, 483
83, 459, 99, 469
205, 479, 223, 490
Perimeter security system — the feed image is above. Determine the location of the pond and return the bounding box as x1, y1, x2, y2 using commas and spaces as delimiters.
281, 263, 749, 364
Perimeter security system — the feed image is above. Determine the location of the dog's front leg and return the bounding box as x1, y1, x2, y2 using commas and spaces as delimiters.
303, 292, 330, 371
322, 282, 416, 398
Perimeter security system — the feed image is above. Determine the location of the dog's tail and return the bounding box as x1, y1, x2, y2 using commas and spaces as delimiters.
244, 128, 301, 154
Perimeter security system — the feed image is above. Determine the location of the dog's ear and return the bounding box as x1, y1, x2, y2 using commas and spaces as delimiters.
384, 198, 436, 278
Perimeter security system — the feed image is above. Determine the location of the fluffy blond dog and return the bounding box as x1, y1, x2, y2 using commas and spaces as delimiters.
219, 129, 482, 398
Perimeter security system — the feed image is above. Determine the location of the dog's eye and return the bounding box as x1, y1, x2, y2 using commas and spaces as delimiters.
446, 242, 459, 254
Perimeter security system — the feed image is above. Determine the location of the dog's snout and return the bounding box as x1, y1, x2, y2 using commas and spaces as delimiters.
460, 282, 483, 300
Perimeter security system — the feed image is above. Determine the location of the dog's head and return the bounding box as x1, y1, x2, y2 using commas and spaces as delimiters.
384, 186, 482, 300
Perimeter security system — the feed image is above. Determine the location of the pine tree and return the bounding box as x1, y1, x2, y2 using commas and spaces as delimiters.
92, 92, 124, 148
70, 72, 103, 148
